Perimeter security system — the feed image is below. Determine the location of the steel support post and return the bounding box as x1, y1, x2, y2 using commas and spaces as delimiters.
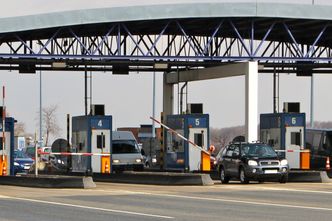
245, 61, 258, 142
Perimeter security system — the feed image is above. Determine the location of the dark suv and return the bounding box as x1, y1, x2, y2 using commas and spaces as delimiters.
216, 143, 289, 184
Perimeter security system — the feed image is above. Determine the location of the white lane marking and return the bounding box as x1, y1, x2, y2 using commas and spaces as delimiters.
96, 190, 332, 212
211, 184, 332, 195
261, 187, 332, 195
0, 195, 173, 219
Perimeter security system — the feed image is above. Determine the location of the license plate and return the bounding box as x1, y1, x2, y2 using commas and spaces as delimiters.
24, 166, 30, 170
264, 170, 278, 174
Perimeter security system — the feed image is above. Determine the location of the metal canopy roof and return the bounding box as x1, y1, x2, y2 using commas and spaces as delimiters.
0, 1, 332, 73
0, 2, 331, 35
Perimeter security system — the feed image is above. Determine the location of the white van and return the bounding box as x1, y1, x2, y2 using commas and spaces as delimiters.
112, 131, 144, 171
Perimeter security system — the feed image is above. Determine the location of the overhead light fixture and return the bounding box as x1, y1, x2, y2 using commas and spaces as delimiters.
154, 63, 168, 69
52, 62, 67, 68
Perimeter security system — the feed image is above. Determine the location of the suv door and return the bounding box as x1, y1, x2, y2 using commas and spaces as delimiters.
229, 145, 240, 176
223, 145, 234, 175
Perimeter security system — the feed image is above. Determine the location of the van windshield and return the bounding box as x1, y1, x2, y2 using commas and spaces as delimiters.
112, 140, 140, 154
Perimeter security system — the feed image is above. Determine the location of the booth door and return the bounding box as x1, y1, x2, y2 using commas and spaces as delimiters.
188, 128, 207, 171
285, 127, 303, 169
91, 130, 110, 173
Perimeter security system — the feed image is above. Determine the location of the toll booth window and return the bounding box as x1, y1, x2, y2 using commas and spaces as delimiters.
97, 135, 105, 149
291, 132, 301, 146
194, 133, 204, 147
0, 137, 2, 150
169, 130, 184, 152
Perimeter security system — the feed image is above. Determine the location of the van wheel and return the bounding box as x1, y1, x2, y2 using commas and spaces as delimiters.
239, 167, 249, 184
220, 166, 230, 184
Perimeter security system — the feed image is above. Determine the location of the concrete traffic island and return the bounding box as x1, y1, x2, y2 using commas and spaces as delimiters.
94, 171, 214, 186
0, 175, 96, 188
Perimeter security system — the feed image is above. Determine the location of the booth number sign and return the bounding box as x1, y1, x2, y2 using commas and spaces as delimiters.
291, 117, 297, 125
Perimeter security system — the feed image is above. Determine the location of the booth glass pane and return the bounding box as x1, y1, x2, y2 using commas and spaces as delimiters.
194, 133, 203, 147
291, 132, 301, 146
97, 135, 105, 149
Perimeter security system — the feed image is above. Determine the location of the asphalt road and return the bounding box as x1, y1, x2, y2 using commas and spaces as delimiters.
0, 181, 332, 221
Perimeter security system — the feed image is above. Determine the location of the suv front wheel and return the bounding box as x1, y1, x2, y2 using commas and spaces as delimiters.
279, 175, 288, 183
239, 167, 249, 184
220, 166, 230, 184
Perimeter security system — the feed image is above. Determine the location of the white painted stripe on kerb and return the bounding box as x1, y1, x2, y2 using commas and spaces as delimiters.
0, 195, 173, 219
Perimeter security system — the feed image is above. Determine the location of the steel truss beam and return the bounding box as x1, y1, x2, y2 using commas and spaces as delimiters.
0, 19, 331, 72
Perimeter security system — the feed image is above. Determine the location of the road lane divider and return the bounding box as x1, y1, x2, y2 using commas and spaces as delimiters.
0, 195, 174, 219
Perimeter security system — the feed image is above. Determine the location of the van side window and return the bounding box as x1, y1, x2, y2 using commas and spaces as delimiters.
312, 133, 321, 152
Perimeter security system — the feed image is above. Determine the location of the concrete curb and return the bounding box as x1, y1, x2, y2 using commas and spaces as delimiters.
288, 171, 332, 183
94, 172, 214, 186
0, 175, 96, 188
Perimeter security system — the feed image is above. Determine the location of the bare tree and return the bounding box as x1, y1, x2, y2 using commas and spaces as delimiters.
14, 122, 26, 137
42, 105, 61, 146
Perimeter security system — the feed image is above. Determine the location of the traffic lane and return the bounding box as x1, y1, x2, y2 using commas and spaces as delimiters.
2, 188, 332, 221
1, 183, 332, 221
95, 181, 332, 194
0, 195, 173, 221
95, 182, 332, 208
195, 184, 332, 207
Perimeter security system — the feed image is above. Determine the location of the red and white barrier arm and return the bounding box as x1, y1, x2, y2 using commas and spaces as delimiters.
150, 116, 210, 155
39, 152, 111, 156
275, 149, 310, 153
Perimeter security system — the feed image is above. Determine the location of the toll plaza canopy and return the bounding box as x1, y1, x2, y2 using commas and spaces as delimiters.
1, 0, 332, 73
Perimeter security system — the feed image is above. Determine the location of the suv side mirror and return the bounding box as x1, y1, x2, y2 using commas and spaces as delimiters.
141, 148, 146, 156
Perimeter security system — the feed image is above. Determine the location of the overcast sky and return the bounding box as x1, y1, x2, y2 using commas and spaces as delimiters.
1, 0, 332, 141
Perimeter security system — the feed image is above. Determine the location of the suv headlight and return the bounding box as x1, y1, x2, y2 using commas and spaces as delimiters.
113, 159, 120, 164
248, 160, 258, 166
14, 162, 19, 166
280, 159, 288, 166
135, 159, 142, 163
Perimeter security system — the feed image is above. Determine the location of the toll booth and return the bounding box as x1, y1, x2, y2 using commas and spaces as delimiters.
0, 117, 15, 176
165, 114, 209, 172
71, 115, 112, 174
260, 113, 307, 169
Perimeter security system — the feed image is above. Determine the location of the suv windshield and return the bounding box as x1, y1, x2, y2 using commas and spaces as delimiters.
112, 140, 140, 154
241, 144, 277, 158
